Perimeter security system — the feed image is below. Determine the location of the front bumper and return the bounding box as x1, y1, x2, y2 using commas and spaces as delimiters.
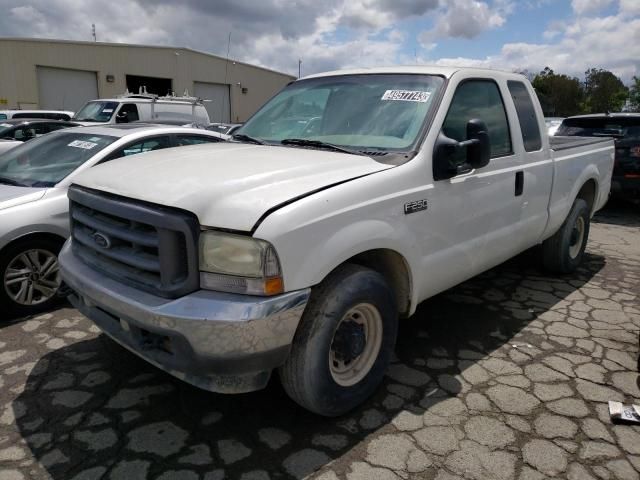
59, 241, 310, 393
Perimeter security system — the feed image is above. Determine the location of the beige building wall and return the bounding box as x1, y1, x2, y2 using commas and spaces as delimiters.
0, 38, 295, 122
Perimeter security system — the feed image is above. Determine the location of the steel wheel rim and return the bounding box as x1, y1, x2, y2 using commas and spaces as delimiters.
4, 249, 61, 306
569, 217, 585, 259
329, 303, 383, 387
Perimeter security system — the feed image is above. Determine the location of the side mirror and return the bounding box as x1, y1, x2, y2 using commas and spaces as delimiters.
433, 118, 491, 181
466, 119, 490, 169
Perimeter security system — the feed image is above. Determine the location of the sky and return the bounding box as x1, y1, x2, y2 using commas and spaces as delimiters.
1, 0, 639, 83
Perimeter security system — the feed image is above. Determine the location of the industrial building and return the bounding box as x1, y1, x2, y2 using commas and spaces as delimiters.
0, 37, 295, 123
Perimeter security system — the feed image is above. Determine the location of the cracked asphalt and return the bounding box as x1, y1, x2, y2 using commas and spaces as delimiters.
0, 200, 639, 480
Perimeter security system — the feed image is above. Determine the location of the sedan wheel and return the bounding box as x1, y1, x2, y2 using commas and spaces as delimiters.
4, 249, 61, 306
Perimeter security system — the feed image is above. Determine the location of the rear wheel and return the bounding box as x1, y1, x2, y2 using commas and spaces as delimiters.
0, 237, 64, 318
279, 264, 398, 416
543, 198, 590, 274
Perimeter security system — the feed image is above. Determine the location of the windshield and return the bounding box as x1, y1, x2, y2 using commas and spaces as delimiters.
73, 101, 119, 122
0, 123, 14, 137
557, 117, 640, 140
0, 132, 117, 187
237, 74, 444, 153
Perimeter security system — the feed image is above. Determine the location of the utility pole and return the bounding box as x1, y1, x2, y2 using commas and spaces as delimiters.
91, 24, 96, 42
298, 59, 302, 79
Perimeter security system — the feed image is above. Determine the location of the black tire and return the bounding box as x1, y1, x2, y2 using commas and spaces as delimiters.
0, 236, 65, 318
542, 198, 590, 274
279, 264, 398, 416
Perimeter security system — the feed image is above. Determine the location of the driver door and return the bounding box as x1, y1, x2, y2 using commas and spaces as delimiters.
420, 79, 522, 296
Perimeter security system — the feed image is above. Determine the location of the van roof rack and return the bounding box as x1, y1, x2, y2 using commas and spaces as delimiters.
118, 87, 209, 105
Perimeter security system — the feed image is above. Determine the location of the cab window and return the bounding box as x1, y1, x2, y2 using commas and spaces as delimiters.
13, 127, 37, 141
116, 104, 140, 123
111, 136, 171, 159
442, 80, 512, 162
175, 135, 221, 146
508, 81, 542, 152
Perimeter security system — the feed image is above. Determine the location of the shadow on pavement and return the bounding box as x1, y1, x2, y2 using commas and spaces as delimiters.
594, 197, 640, 227
14, 249, 605, 479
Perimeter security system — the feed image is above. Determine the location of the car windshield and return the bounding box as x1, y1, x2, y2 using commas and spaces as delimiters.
73, 101, 119, 122
0, 123, 14, 137
236, 74, 444, 154
557, 117, 640, 141
0, 132, 117, 187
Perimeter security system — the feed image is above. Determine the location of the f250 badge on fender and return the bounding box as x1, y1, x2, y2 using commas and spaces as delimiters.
404, 199, 428, 214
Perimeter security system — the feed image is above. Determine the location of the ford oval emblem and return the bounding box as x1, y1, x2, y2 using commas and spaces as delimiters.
92, 232, 112, 249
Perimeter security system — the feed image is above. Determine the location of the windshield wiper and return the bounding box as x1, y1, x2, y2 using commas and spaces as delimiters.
0, 176, 27, 187
232, 133, 266, 145
280, 138, 366, 156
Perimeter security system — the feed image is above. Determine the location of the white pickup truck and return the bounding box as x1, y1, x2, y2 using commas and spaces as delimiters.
60, 67, 614, 416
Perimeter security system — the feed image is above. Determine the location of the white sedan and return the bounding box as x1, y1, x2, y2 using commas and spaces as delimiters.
0, 124, 225, 316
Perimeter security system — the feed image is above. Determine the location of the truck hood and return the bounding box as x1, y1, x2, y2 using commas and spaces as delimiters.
0, 185, 46, 211
72, 142, 393, 231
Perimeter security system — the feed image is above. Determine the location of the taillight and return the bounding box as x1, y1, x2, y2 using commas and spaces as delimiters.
631, 146, 640, 158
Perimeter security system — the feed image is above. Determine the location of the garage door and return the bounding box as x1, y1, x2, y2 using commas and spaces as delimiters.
194, 82, 230, 123
37, 66, 98, 113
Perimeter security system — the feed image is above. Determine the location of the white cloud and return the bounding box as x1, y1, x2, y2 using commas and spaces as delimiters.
571, 0, 615, 15
419, 0, 509, 43
433, 9, 640, 82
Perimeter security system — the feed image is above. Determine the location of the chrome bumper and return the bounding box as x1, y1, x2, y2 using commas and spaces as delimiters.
59, 241, 310, 393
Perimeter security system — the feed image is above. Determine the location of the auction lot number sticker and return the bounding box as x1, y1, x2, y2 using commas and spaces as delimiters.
381, 90, 431, 102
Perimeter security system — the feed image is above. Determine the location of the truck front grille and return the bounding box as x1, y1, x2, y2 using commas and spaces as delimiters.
68, 185, 200, 299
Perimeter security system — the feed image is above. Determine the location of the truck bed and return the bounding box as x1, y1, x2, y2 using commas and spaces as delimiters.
550, 136, 612, 151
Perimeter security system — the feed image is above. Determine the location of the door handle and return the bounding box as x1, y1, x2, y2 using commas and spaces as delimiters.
515, 171, 524, 196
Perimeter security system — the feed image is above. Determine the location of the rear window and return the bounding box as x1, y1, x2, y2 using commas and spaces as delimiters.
508, 81, 542, 152
557, 117, 640, 141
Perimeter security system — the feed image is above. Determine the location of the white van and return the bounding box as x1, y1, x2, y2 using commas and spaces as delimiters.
72, 93, 210, 126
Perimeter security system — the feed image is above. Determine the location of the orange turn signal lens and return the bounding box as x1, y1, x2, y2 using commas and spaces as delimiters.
264, 277, 284, 296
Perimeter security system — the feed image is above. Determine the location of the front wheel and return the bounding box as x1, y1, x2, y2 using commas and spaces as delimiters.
0, 237, 64, 318
279, 264, 398, 416
542, 198, 590, 274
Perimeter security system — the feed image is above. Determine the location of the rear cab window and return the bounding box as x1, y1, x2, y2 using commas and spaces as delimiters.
507, 81, 542, 152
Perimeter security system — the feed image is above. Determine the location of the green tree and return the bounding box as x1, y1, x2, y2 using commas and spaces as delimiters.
583, 68, 628, 113
532, 67, 584, 117
628, 76, 640, 112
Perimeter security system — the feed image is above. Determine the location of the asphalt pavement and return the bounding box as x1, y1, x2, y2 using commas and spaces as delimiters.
0, 200, 638, 480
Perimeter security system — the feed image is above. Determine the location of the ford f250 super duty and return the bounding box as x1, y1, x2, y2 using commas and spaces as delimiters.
59, 67, 614, 416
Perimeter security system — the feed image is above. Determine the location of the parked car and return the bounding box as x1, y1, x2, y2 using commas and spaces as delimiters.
73, 93, 210, 126
0, 125, 226, 315
0, 119, 80, 155
60, 67, 614, 416
556, 113, 640, 201
207, 122, 242, 136
545, 117, 564, 136
0, 110, 75, 121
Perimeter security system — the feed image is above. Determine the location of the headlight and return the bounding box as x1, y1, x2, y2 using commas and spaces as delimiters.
199, 230, 283, 296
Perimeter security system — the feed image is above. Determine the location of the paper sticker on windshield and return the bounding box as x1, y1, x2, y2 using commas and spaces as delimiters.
68, 140, 98, 150
102, 109, 114, 113
381, 90, 431, 102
